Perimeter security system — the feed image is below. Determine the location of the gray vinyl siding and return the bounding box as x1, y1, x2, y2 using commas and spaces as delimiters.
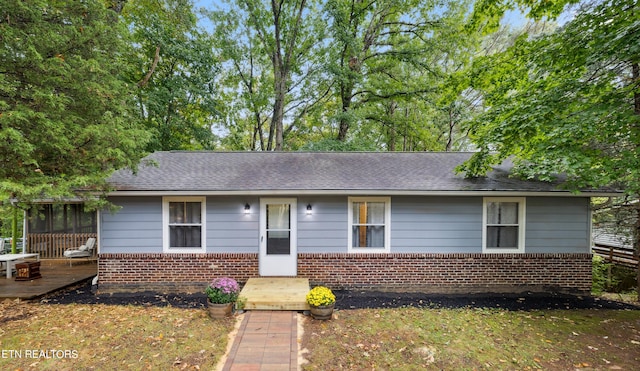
101, 195, 591, 255
297, 196, 348, 253
102, 196, 260, 254
390, 196, 590, 253
391, 196, 483, 253
207, 197, 259, 253
525, 197, 590, 253
298, 196, 485, 253
101, 196, 163, 253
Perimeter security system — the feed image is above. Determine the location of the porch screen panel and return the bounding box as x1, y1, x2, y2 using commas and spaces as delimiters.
352, 201, 385, 248
266, 204, 290, 255
486, 202, 519, 249
169, 202, 202, 248
28, 204, 97, 233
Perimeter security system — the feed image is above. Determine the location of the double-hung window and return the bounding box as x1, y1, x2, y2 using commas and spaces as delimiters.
482, 197, 525, 253
163, 197, 206, 253
348, 197, 391, 253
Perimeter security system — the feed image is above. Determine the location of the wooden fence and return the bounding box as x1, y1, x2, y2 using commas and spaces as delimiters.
592, 243, 638, 269
26, 233, 97, 259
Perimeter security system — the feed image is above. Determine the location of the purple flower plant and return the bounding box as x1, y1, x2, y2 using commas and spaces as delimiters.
211, 277, 239, 294
206, 277, 240, 304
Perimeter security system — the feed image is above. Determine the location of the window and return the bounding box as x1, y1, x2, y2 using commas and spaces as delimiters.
348, 197, 391, 252
265, 202, 291, 255
483, 197, 525, 253
163, 197, 206, 253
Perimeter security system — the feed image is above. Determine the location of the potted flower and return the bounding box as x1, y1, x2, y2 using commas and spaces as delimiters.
306, 286, 336, 320
205, 277, 240, 318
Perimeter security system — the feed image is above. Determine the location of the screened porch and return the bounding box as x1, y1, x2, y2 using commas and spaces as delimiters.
26, 203, 97, 259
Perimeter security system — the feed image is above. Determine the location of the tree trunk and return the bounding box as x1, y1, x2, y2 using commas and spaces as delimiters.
446, 107, 455, 151
272, 66, 286, 151
138, 46, 160, 88
267, 0, 307, 151
635, 202, 640, 302
633, 61, 640, 302
108, 0, 127, 14
337, 118, 350, 142
11, 206, 18, 254
633, 62, 640, 116
337, 81, 354, 142
387, 101, 397, 151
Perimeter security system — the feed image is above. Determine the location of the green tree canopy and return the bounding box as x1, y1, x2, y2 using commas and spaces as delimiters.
460, 0, 640, 197
207, 0, 480, 152
207, 0, 327, 151
0, 0, 149, 204
124, 0, 220, 151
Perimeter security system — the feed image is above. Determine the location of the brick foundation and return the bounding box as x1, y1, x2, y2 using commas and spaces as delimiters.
299, 253, 593, 294
98, 253, 592, 294
98, 253, 259, 293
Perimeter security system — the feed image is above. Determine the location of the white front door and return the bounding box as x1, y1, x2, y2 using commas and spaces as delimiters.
259, 198, 297, 276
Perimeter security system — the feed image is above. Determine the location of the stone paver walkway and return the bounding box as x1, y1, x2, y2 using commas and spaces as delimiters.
222, 311, 298, 371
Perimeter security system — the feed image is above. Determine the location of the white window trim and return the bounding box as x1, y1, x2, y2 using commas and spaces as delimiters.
162, 196, 206, 253
482, 197, 526, 254
347, 196, 391, 253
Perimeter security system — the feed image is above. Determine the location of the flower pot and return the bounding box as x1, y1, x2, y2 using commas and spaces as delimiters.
207, 301, 233, 319
309, 303, 334, 320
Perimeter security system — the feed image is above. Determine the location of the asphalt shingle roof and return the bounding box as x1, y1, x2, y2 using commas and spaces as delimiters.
106, 151, 594, 194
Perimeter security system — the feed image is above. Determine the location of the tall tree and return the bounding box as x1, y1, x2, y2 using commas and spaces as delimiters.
208, 2, 274, 150
365, 0, 481, 152
124, 0, 220, 151
266, 0, 306, 151
461, 0, 639, 192
0, 0, 149, 205
208, 0, 326, 151
323, 0, 475, 144
460, 0, 640, 298
206, 0, 479, 151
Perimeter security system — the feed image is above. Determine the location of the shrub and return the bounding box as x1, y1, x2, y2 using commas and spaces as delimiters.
592, 255, 617, 294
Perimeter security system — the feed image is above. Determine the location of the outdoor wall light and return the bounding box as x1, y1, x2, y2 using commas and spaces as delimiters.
306, 204, 312, 215
244, 203, 251, 214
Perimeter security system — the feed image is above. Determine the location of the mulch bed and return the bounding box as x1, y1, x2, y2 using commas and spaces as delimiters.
38, 279, 640, 311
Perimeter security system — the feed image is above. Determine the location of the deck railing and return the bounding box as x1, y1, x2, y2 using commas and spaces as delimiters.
593, 243, 638, 269
26, 233, 98, 259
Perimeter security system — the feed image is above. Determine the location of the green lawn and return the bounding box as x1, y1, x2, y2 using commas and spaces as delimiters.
0, 301, 233, 370
301, 307, 640, 370
2, 299, 639, 370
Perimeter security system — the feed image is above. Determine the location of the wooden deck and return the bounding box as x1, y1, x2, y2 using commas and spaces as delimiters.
240, 277, 310, 311
0, 259, 97, 301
